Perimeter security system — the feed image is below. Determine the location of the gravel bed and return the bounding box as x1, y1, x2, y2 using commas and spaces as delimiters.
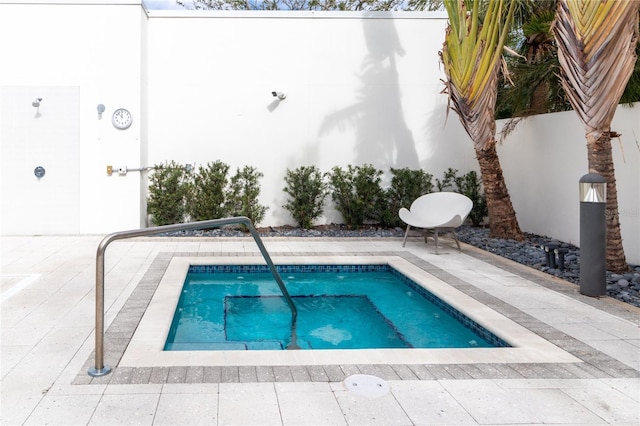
159, 224, 640, 308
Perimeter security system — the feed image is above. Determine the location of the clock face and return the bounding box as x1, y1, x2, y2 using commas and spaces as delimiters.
112, 108, 132, 130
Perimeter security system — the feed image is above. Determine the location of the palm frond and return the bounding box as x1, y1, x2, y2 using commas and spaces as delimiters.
441, 0, 516, 149
552, 0, 639, 142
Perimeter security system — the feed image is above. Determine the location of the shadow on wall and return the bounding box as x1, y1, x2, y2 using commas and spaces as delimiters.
318, 14, 420, 170
421, 93, 477, 176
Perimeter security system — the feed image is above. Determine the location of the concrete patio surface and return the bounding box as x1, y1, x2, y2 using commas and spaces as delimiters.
1, 235, 638, 425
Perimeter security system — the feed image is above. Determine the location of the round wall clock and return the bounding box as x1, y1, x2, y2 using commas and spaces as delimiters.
112, 108, 133, 130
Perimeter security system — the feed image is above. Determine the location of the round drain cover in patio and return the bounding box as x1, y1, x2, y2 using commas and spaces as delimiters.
343, 374, 390, 398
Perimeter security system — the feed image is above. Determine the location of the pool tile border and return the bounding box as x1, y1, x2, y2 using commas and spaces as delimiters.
75, 249, 639, 385
184, 263, 510, 349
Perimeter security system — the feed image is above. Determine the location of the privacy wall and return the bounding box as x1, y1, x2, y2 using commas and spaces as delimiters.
144, 10, 473, 226
0, 2, 638, 263
497, 106, 640, 266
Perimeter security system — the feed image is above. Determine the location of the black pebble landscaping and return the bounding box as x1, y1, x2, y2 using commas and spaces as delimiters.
161, 224, 640, 308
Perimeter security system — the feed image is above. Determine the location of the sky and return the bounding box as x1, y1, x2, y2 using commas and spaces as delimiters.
143, 0, 188, 10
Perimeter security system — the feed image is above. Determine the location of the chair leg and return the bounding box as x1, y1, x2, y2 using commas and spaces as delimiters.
452, 230, 461, 251
402, 225, 410, 247
434, 229, 439, 255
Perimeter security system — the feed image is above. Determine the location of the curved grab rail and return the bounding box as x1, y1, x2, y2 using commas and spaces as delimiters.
88, 216, 298, 377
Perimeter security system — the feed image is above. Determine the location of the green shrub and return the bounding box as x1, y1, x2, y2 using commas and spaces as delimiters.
147, 160, 487, 230
186, 160, 230, 221
435, 167, 458, 192
283, 166, 328, 229
226, 165, 268, 226
454, 170, 488, 226
435, 168, 488, 226
147, 161, 189, 226
380, 167, 434, 227
326, 164, 384, 229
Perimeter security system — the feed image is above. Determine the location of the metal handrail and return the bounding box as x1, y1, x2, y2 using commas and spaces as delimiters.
88, 216, 298, 377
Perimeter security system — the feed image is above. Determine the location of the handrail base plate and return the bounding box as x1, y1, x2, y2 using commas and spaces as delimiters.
88, 365, 112, 377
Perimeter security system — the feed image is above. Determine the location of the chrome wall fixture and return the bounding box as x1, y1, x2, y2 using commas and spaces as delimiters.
97, 104, 105, 119
32, 98, 42, 118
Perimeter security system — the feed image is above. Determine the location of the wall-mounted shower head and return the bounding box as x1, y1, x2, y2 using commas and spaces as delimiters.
32, 98, 42, 107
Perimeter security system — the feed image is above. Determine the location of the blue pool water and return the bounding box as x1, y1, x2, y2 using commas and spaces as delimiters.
164, 265, 509, 351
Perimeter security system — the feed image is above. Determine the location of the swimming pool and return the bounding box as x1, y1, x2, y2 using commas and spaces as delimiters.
120, 255, 578, 367
164, 264, 508, 351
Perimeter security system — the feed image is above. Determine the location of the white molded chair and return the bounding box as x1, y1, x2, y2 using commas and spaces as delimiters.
399, 192, 473, 254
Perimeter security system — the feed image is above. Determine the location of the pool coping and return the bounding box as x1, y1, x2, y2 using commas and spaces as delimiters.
76, 248, 640, 385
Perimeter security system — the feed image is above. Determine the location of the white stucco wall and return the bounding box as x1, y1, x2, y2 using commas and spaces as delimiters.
145, 10, 474, 226
0, 1, 144, 234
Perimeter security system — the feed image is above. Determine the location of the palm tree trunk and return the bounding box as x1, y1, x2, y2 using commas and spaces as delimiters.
476, 143, 524, 241
530, 80, 550, 115
586, 131, 629, 273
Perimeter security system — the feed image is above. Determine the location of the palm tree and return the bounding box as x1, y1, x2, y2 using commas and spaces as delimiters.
497, 2, 569, 120
440, 0, 524, 240
552, 0, 639, 273
620, 19, 640, 105
182, 0, 408, 10
497, 1, 640, 121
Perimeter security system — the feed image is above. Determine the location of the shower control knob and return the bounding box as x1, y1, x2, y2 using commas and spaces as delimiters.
34, 166, 46, 178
